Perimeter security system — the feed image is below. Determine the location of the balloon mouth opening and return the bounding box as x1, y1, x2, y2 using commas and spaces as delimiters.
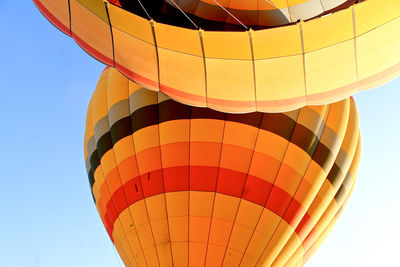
106, 0, 365, 31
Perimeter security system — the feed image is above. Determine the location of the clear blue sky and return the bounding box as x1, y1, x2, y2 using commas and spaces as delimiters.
1, 1, 399, 266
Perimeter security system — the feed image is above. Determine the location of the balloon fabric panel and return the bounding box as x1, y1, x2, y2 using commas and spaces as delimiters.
34, 0, 400, 113
84, 68, 361, 266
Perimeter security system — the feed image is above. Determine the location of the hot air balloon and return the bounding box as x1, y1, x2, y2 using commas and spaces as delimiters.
84, 67, 361, 266
33, 0, 400, 112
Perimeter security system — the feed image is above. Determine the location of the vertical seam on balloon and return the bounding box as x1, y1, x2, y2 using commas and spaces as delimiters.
299, 22, 308, 101
302, 152, 358, 264
127, 91, 154, 267
352, 6, 360, 81
269, 105, 332, 267
101, 72, 140, 267
237, 111, 300, 266
285, 0, 293, 23
105, 73, 148, 266
299, 129, 353, 260
203, 114, 228, 267
67, 0, 72, 35
304, 182, 348, 261
300, 103, 358, 259
220, 113, 263, 265
150, 20, 161, 91
110, 215, 132, 266
91, 94, 137, 267
318, 0, 326, 12
187, 105, 192, 267
253, 108, 307, 266
334, 143, 359, 215
278, 106, 338, 266
104, 1, 116, 66
87, 111, 132, 265
156, 93, 175, 267
198, 30, 209, 108
273, 107, 332, 266
248, 29, 258, 111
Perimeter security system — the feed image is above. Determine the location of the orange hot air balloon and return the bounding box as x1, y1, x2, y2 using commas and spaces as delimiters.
34, 0, 400, 113
84, 67, 361, 266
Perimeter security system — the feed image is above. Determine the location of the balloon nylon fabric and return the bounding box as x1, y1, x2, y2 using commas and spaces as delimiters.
34, 0, 400, 113
84, 68, 361, 266
113, 0, 360, 30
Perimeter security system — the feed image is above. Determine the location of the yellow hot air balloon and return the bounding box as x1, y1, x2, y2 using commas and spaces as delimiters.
34, 0, 400, 113
84, 67, 361, 266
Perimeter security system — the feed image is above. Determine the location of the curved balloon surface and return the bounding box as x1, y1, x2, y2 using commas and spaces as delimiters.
113, 0, 360, 30
84, 67, 361, 266
35, 0, 400, 113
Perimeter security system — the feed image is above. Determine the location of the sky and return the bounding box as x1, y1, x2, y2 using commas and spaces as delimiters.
0, 1, 399, 266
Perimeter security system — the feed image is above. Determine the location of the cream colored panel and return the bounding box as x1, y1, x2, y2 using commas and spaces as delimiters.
305, 40, 357, 95
205, 58, 255, 110
255, 55, 305, 101
357, 17, 400, 80
320, 0, 347, 11
288, 0, 324, 22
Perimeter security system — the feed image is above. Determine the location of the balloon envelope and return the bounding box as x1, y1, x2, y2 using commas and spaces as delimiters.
113, 0, 361, 30
84, 67, 361, 266
34, 0, 400, 113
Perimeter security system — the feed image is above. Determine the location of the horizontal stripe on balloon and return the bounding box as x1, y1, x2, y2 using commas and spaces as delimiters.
98, 165, 313, 242
87, 100, 334, 192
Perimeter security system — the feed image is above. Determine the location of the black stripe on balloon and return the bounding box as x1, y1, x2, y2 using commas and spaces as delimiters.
327, 164, 343, 188
131, 105, 159, 133
191, 106, 226, 121
110, 117, 131, 145
88, 169, 96, 202
88, 169, 95, 189
89, 150, 100, 178
291, 124, 320, 156
97, 132, 113, 159
261, 113, 296, 141
313, 143, 334, 172
227, 112, 264, 129
334, 172, 353, 203
159, 100, 191, 122
87, 99, 337, 191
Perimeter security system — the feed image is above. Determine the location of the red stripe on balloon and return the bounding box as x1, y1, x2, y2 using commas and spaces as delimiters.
115, 63, 159, 91
99, 165, 315, 242
72, 32, 114, 66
